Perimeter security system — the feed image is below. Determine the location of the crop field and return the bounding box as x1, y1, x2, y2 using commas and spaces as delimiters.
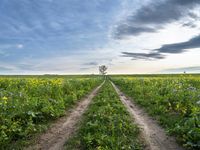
0, 75, 200, 150
0, 76, 102, 148
112, 75, 200, 149
2, 0, 200, 149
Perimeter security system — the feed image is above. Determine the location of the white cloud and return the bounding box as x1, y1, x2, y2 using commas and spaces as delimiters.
16, 44, 24, 49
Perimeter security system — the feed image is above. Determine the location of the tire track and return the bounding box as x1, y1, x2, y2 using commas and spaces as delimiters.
111, 81, 184, 150
27, 81, 104, 150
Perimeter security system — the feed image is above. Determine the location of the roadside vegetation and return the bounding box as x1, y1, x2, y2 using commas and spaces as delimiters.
1, 74, 199, 149
0, 77, 101, 148
65, 81, 142, 150
112, 76, 200, 149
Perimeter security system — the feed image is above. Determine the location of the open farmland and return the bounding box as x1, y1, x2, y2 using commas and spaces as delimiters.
112, 75, 200, 149
0, 75, 199, 150
0, 76, 102, 149
1, 0, 200, 149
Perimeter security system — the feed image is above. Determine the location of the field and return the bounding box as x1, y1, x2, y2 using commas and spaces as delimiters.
0, 76, 102, 148
0, 74, 200, 149
65, 81, 142, 149
112, 75, 200, 149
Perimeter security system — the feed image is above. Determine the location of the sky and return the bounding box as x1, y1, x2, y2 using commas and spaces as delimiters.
0, 0, 200, 74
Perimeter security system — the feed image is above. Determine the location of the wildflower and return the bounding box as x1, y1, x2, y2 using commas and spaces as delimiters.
2, 96, 8, 101
2, 96, 8, 104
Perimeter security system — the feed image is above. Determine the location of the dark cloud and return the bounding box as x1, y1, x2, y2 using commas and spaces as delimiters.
182, 22, 197, 28
83, 62, 98, 66
154, 34, 200, 53
114, 0, 200, 39
121, 34, 200, 61
188, 12, 199, 19
133, 0, 200, 24
115, 25, 156, 39
121, 52, 165, 60
174, 0, 200, 5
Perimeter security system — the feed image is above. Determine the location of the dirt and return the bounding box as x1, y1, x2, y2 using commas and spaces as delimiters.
27, 82, 104, 150
111, 82, 184, 150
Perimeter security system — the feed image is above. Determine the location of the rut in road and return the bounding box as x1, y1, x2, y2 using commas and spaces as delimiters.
111, 81, 184, 150
27, 81, 104, 150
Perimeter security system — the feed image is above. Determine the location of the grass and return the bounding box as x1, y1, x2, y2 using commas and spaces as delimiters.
0, 77, 102, 149
112, 76, 200, 149
65, 81, 142, 150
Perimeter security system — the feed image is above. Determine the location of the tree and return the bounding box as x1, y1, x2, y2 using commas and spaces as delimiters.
99, 65, 107, 75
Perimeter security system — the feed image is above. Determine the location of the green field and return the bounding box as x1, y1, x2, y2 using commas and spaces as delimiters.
112, 75, 200, 149
0, 74, 200, 149
0, 76, 102, 148
65, 81, 142, 150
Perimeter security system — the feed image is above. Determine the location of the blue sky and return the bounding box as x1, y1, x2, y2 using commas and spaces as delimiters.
0, 0, 200, 74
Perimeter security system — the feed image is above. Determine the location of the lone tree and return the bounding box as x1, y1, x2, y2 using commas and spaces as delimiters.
99, 65, 107, 76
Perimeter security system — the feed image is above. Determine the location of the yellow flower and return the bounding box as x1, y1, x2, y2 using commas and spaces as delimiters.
2, 96, 8, 101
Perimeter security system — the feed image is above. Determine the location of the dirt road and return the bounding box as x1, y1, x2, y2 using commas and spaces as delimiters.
111, 82, 184, 150
27, 81, 104, 150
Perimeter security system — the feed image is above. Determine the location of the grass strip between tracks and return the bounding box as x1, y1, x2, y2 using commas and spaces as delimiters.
65, 81, 142, 150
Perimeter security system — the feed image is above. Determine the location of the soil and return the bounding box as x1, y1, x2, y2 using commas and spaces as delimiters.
27, 80, 184, 150
27, 82, 104, 150
111, 82, 184, 150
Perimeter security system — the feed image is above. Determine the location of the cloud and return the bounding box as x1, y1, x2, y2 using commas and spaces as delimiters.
0, 66, 14, 71
121, 34, 200, 60
0, 63, 18, 73
121, 52, 165, 60
162, 66, 200, 73
154, 34, 200, 53
0, 0, 122, 67
0, 44, 23, 58
114, 0, 200, 39
132, 0, 200, 24
182, 22, 197, 28
114, 25, 156, 39
188, 12, 199, 20
0, 44, 23, 49
79, 67, 91, 70
83, 61, 98, 66
16, 44, 24, 49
